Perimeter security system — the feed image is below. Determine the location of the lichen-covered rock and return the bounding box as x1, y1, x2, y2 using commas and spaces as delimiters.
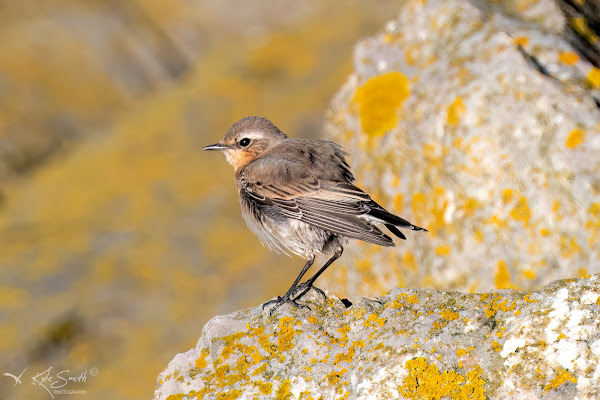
324, 0, 600, 296
154, 275, 600, 399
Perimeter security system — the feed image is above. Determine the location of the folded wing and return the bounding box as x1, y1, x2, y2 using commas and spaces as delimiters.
243, 178, 398, 247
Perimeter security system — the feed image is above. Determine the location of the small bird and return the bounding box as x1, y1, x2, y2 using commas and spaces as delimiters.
204, 116, 427, 314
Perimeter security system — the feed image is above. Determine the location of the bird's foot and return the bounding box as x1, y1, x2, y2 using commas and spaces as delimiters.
263, 292, 310, 316
292, 281, 326, 301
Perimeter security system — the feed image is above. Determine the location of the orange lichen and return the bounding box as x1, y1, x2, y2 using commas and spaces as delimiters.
490, 341, 502, 352
447, 97, 466, 125
509, 197, 531, 225
256, 380, 273, 395
324, 368, 348, 385
334, 340, 365, 365
436, 245, 452, 256
277, 317, 301, 352
439, 309, 460, 321
543, 368, 577, 393
363, 313, 386, 329
400, 357, 485, 400
565, 129, 586, 148
275, 379, 292, 400
352, 72, 411, 136
513, 36, 529, 47
196, 348, 210, 370
587, 67, 600, 88
523, 269, 536, 280
558, 51, 579, 66
494, 260, 513, 289
394, 193, 405, 214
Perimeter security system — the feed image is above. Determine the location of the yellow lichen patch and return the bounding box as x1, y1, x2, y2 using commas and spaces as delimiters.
334, 340, 365, 365
474, 229, 484, 243
509, 196, 531, 225
502, 188, 514, 204
559, 235, 582, 258
439, 309, 460, 321
352, 72, 411, 136
307, 315, 319, 325
558, 51, 579, 66
403, 250, 418, 272
252, 363, 267, 377
462, 197, 478, 217
490, 341, 502, 352
275, 379, 292, 400
324, 368, 349, 385
276, 317, 301, 352
400, 357, 486, 400
447, 97, 466, 126
483, 293, 517, 318
543, 368, 577, 393
589, 202, 600, 217
540, 227, 551, 237
523, 293, 537, 303
587, 67, 600, 88
331, 325, 351, 346
394, 193, 404, 214
363, 313, 386, 329
523, 269, 536, 280
391, 294, 407, 309
196, 348, 210, 370
495, 326, 506, 338
489, 215, 508, 229
565, 129, 586, 148
356, 259, 372, 275
453, 367, 486, 399
513, 36, 529, 47
407, 294, 420, 304
456, 347, 474, 358
494, 260, 513, 289
577, 267, 589, 278
436, 245, 451, 256
256, 380, 273, 395
351, 307, 367, 320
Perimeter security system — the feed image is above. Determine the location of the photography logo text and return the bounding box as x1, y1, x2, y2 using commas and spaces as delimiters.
3, 365, 98, 398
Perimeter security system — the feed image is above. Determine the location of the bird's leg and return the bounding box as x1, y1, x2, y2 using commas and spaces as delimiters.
293, 247, 343, 302
263, 256, 315, 315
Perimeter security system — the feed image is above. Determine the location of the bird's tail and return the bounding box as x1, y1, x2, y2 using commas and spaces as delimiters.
367, 207, 427, 241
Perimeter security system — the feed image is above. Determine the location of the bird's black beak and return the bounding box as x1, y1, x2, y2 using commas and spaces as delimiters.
203, 143, 228, 151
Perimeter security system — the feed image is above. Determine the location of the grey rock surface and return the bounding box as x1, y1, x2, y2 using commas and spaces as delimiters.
323, 0, 600, 297
154, 274, 600, 399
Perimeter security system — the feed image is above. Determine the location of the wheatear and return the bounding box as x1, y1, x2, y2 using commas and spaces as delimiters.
204, 116, 427, 314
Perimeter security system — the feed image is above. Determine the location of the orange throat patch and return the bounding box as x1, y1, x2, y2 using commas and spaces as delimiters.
224, 149, 258, 172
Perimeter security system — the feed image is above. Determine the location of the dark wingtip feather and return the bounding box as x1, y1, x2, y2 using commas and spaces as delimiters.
385, 224, 406, 240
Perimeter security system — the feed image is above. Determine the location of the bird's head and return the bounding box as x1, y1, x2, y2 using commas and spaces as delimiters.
203, 116, 288, 171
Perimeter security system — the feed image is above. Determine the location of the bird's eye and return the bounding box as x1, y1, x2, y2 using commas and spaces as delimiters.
239, 138, 251, 147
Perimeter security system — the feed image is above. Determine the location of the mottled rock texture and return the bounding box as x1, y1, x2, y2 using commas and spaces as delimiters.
154, 274, 600, 399
324, 0, 600, 297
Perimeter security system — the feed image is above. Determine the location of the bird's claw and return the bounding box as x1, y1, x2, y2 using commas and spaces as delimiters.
263, 294, 310, 317
292, 282, 326, 301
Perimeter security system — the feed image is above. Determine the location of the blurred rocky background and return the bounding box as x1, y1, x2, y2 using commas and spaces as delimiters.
3, 0, 600, 399
0, 1, 402, 399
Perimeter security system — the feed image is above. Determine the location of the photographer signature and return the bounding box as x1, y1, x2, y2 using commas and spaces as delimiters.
3, 366, 98, 399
